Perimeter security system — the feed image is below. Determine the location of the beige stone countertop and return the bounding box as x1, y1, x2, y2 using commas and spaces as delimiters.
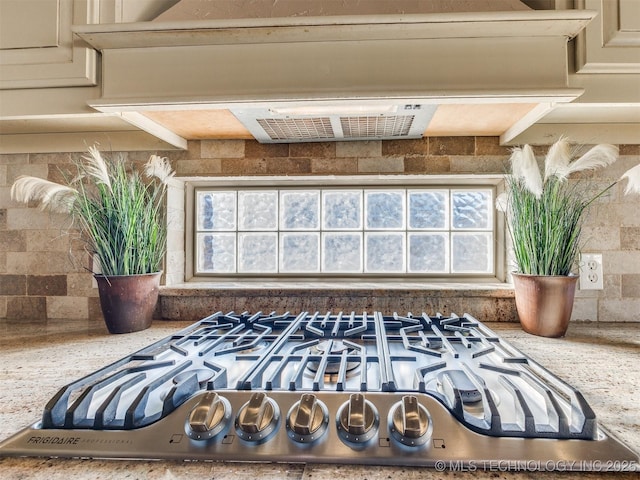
0, 318, 638, 480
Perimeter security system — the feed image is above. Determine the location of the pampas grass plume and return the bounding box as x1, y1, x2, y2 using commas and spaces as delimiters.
565, 144, 618, 176
621, 163, 640, 195
82, 145, 112, 191
511, 144, 542, 197
145, 155, 175, 184
544, 136, 571, 180
10, 176, 76, 213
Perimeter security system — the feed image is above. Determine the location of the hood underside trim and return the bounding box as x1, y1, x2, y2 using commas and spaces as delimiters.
73, 10, 596, 145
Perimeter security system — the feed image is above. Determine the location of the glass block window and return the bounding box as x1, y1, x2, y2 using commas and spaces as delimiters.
195, 187, 494, 276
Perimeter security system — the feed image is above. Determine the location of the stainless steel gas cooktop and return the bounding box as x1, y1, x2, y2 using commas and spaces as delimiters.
1, 311, 638, 471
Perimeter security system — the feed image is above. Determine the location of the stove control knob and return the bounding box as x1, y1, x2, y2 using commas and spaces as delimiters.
286, 393, 329, 443
235, 392, 280, 443
337, 393, 379, 444
389, 395, 432, 447
185, 392, 231, 440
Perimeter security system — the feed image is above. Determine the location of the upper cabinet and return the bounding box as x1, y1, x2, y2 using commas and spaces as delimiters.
0, 0, 180, 90
575, 0, 640, 73
0, 0, 98, 89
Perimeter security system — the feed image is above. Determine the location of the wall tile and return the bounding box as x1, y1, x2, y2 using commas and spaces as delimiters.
621, 274, 640, 297
46, 296, 88, 319
47, 162, 75, 184
430, 136, 474, 155
581, 226, 620, 251
244, 141, 288, 158
0, 165, 6, 186
605, 251, 640, 274
403, 155, 450, 173
597, 155, 640, 179
6, 208, 69, 230
220, 158, 267, 174
310, 157, 358, 174
266, 157, 311, 174
571, 297, 598, 321
0, 186, 16, 209
6, 296, 46, 320
382, 139, 428, 156
599, 299, 640, 322
27, 275, 67, 296
201, 140, 245, 158
530, 145, 550, 156
0, 154, 28, 165
616, 200, 640, 226
160, 147, 193, 163
29, 152, 69, 165
603, 273, 621, 299
582, 204, 611, 227
336, 141, 381, 158
575, 284, 598, 298
127, 151, 153, 164
6, 252, 76, 275
475, 137, 511, 156
25, 230, 76, 252
357, 157, 404, 173
0, 209, 6, 229
176, 158, 222, 175
290, 142, 335, 158
450, 155, 508, 174
186, 140, 202, 158
0, 275, 26, 295
621, 227, 640, 250
88, 297, 103, 321
0, 230, 26, 251
67, 272, 97, 297
619, 145, 640, 155
6, 164, 48, 184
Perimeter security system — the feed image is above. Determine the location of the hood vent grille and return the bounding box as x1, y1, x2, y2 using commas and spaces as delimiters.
232, 105, 436, 143
341, 115, 414, 139
257, 117, 335, 141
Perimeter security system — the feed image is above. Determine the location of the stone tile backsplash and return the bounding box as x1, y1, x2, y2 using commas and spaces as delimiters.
1, 137, 639, 322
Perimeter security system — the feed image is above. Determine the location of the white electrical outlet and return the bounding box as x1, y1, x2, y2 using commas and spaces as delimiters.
580, 253, 603, 290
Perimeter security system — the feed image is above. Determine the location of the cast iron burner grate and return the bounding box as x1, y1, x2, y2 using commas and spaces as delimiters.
0, 310, 637, 471
40, 311, 594, 439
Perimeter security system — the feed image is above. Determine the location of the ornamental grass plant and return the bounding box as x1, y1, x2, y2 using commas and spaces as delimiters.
11, 145, 174, 276
500, 137, 640, 276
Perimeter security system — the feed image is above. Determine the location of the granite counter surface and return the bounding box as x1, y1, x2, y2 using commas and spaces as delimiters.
1, 318, 638, 480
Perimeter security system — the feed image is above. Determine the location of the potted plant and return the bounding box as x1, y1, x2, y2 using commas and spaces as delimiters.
499, 137, 640, 337
11, 145, 174, 334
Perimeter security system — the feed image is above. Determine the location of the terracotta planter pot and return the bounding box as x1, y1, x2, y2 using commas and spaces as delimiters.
512, 273, 578, 338
95, 272, 162, 334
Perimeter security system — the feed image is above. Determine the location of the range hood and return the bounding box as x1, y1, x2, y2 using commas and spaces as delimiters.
34, 0, 592, 148
230, 103, 437, 143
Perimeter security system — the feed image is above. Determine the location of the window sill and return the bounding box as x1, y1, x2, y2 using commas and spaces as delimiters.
158, 282, 516, 322
161, 282, 514, 297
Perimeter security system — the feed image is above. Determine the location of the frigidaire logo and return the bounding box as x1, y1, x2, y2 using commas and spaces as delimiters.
27, 436, 80, 445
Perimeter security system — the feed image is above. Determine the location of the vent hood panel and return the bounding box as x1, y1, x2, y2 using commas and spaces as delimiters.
154, 0, 534, 22
73, 7, 596, 144
233, 105, 436, 143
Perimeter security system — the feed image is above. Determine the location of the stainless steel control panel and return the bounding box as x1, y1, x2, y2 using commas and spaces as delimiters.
1, 390, 637, 470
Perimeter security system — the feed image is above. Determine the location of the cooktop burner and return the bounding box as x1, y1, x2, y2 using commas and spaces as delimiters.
0, 311, 637, 471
